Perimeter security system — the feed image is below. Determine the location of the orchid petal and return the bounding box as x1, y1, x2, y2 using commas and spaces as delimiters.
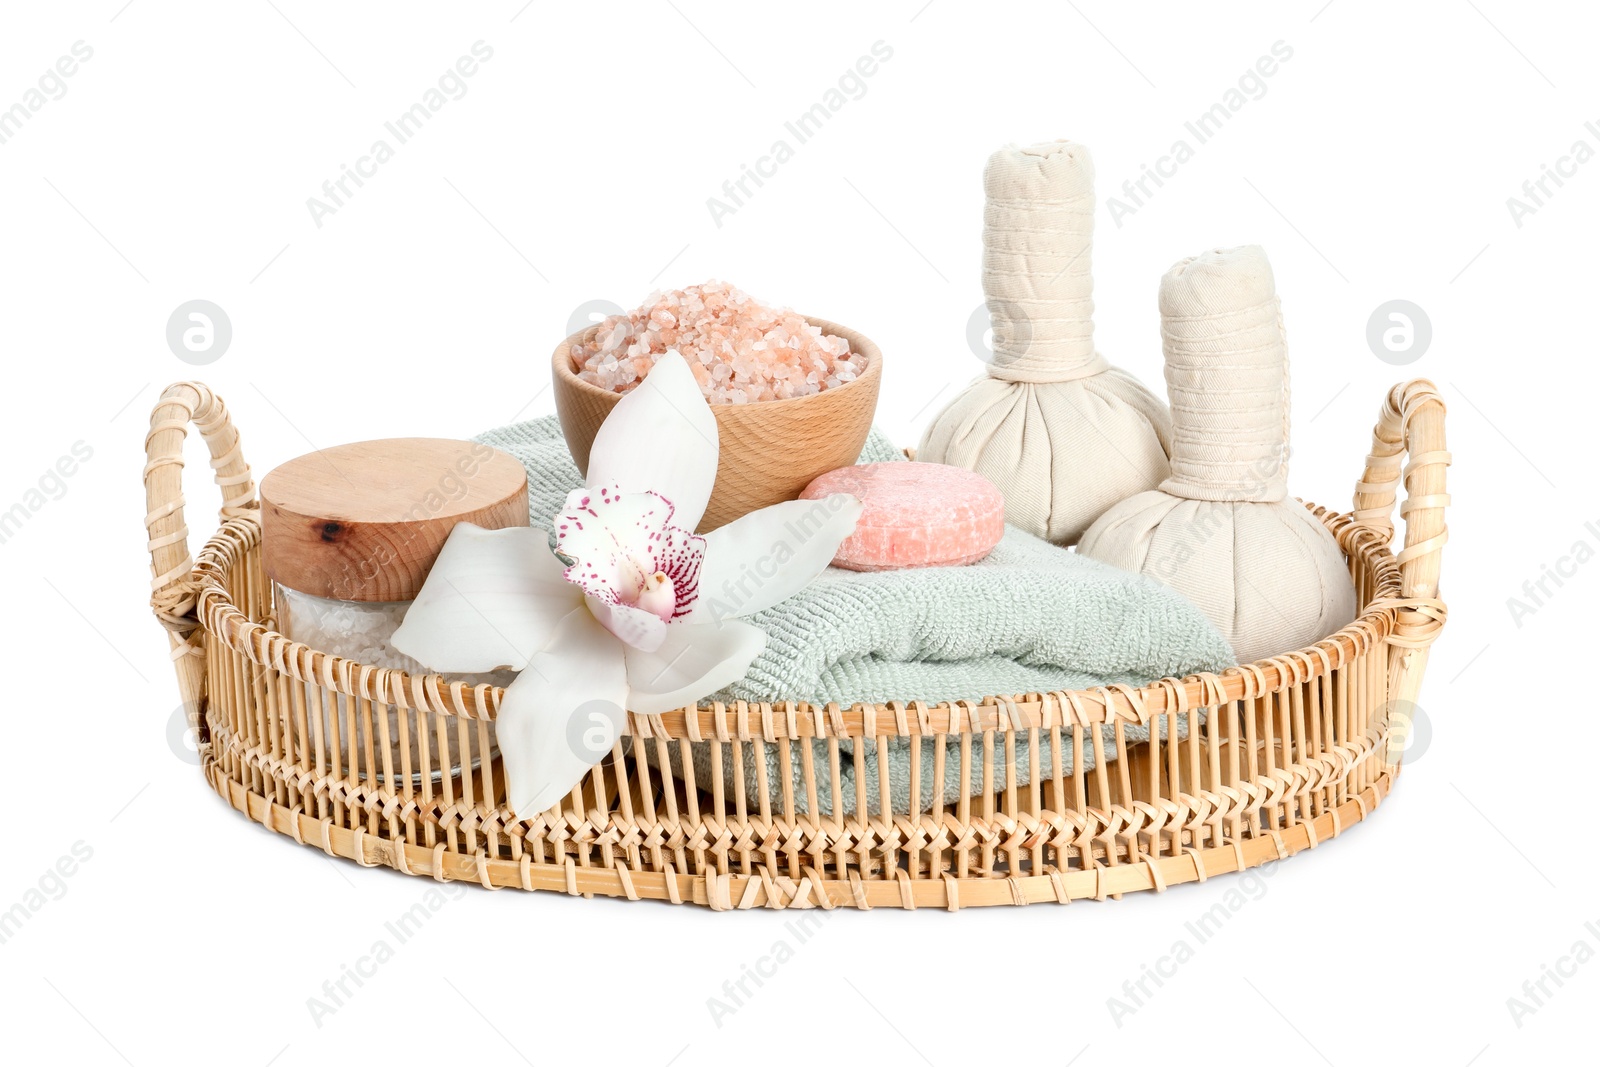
622, 619, 767, 716
553, 486, 704, 627
554, 487, 704, 619
497, 605, 631, 818
391, 524, 581, 673
555, 486, 658, 599
653, 522, 707, 619
586, 595, 667, 653
584, 350, 719, 531
685, 494, 863, 623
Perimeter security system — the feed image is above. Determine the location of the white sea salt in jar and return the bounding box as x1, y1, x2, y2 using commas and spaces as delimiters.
260, 438, 529, 784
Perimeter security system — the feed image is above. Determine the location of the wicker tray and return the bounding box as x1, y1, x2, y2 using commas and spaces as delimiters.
144, 379, 1449, 910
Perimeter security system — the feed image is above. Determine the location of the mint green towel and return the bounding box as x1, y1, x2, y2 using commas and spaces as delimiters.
477, 416, 1235, 814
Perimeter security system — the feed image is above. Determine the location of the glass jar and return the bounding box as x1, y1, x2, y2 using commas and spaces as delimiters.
260, 438, 528, 786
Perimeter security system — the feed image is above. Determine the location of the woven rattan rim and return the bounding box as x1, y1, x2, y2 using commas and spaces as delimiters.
183, 505, 1398, 738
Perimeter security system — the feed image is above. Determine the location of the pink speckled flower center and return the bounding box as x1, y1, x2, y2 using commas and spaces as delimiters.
555, 486, 704, 623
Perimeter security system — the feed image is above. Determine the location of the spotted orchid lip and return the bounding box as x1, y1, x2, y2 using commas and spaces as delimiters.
555, 485, 706, 638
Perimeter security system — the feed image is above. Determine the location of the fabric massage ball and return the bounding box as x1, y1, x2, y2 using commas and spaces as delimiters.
918, 140, 1173, 546
1077, 245, 1357, 664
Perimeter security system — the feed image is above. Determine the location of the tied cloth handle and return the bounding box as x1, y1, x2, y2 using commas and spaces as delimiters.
981, 140, 1108, 384
1156, 247, 1290, 503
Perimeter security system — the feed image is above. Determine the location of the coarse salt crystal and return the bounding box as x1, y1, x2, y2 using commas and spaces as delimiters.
572, 280, 867, 404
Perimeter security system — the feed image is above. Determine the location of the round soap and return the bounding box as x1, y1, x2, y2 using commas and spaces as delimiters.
800, 462, 1005, 571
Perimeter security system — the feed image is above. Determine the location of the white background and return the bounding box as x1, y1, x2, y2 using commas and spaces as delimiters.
1, 1, 1593, 1064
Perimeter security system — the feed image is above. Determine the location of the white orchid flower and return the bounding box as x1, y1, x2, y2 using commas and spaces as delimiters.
392, 350, 863, 816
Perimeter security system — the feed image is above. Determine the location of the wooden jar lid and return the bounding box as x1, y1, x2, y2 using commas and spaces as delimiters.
261, 438, 529, 602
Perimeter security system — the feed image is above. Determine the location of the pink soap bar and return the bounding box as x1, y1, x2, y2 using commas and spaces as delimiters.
801, 462, 1005, 571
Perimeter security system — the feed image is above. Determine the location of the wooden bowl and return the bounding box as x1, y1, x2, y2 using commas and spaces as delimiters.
552, 317, 882, 532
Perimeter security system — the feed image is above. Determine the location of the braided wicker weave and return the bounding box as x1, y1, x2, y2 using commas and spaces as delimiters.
144, 379, 1449, 909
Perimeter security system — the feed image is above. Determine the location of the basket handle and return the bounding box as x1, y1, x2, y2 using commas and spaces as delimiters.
1351, 379, 1449, 700
144, 383, 257, 700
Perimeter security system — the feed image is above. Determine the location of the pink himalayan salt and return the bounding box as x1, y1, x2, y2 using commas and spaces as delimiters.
572, 280, 867, 404
801, 462, 1005, 572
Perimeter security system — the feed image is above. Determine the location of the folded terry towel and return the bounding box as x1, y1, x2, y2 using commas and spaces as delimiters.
477, 416, 1235, 814
723, 525, 1235, 706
